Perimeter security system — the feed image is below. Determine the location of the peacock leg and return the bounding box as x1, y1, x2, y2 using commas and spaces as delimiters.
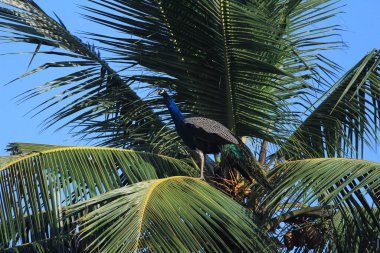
195, 149, 205, 179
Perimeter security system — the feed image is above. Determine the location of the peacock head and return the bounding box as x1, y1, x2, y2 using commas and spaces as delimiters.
158, 89, 169, 98
158, 89, 183, 119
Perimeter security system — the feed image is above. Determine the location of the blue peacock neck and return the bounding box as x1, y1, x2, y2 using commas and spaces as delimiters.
163, 94, 185, 126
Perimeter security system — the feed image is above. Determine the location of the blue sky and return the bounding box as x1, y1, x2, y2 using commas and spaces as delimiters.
0, 0, 380, 161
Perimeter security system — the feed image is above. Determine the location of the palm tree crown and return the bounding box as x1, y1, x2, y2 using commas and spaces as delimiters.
0, 0, 380, 252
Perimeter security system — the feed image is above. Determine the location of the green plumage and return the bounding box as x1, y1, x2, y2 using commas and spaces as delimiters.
222, 144, 244, 160
221, 140, 272, 191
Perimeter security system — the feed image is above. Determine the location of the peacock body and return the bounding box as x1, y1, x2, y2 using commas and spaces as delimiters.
159, 90, 272, 190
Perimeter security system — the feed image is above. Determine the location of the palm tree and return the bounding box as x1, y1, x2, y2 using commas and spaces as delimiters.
0, 0, 380, 252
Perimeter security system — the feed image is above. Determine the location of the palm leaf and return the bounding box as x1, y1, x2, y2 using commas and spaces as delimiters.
0, 146, 196, 251
0, 155, 20, 167
5, 142, 68, 154
0, 0, 186, 155
280, 49, 380, 159
324, 208, 380, 252
82, 0, 343, 142
263, 158, 380, 252
1, 237, 73, 253
64, 176, 276, 253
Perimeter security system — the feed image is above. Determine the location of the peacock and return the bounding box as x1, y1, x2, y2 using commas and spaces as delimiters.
159, 90, 272, 191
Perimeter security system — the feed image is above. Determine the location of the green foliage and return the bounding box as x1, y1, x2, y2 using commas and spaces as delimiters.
265, 158, 380, 252
64, 177, 275, 253
0, 146, 196, 250
0, 0, 380, 252
82, 0, 343, 142
0, 0, 185, 155
281, 50, 380, 159
0, 0, 344, 146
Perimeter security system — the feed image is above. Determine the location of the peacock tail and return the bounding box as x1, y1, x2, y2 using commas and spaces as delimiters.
221, 140, 272, 191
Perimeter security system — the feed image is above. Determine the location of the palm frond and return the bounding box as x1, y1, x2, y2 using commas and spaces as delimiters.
264, 158, 380, 252
0, 155, 20, 167
64, 176, 275, 253
82, 0, 343, 143
5, 142, 68, 154
0, 0, 186, 155
0, 146, 196, 251
279, 49, 380, 159
1, 237, 73, 253
325, 208, 380, 252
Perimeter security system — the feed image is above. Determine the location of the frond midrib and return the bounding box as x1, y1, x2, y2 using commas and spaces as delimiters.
220, 0, 235, 131
134, 176, 199, 250
0, 146, 184, 171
